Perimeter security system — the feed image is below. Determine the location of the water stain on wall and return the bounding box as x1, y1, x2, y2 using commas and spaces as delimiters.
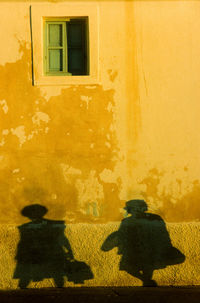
0, 41, 124, 224
140, 168, 200, 222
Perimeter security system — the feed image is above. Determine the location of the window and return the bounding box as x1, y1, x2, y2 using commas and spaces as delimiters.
44, 18, 88, 76
31, 4, 99, 85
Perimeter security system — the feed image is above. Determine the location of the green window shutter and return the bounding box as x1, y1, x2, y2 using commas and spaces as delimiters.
49, 49, 63, 71
44, 21, 70, 75
48, 24, 63, 47
43, 18, 88, 76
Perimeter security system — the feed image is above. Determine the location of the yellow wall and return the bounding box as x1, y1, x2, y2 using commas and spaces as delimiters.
0, 0, 200, 288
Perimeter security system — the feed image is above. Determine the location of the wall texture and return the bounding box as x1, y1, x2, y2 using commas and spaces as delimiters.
0, 0, 200, 288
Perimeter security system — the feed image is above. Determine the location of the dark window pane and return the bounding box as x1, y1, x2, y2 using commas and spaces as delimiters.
68, 49, 84, 74
67, 23, 83, 47
67, 19, 88, 75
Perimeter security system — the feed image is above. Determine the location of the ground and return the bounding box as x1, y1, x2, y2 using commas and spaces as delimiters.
0, 287, 200, 303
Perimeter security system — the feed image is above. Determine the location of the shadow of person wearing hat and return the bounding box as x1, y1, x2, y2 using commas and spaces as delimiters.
101, 200, 185, 286
13, 204, 93, 288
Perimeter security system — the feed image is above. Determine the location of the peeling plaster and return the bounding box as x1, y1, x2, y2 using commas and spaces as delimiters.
0, 40, 126, 224
17, 177, 25, 183
32, 111, 50, 126
61, 164, 82, 184
107, 102, 114, 113
139, 168, 200, 222
11, 126, 26, 147
45, 127, 49, 134
75, 170, 104, 211
12, 168, 20, 174
0, 139, 5, 146
0, 99, 8, 114
105, 142, 111, 148
107, 69, 118, 82
2, 129, 9, 136
99, 169, 117, 183
80, 95, 92, 109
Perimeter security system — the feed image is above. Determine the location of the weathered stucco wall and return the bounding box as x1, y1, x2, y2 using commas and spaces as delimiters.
0, 0, 200, 288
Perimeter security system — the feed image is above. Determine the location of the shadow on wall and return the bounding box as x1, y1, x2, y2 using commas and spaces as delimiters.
13, 204, 93, 288
101, 200, 185, 286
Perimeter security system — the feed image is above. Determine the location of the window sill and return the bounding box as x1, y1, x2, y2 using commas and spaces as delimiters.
34, 75, 99, 86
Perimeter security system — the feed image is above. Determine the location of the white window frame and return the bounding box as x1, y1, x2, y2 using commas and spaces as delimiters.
31, 4, 99, 86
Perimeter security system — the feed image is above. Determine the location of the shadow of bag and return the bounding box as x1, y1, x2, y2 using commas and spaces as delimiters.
164, 246, 185, 266
65, 259, 94, 284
